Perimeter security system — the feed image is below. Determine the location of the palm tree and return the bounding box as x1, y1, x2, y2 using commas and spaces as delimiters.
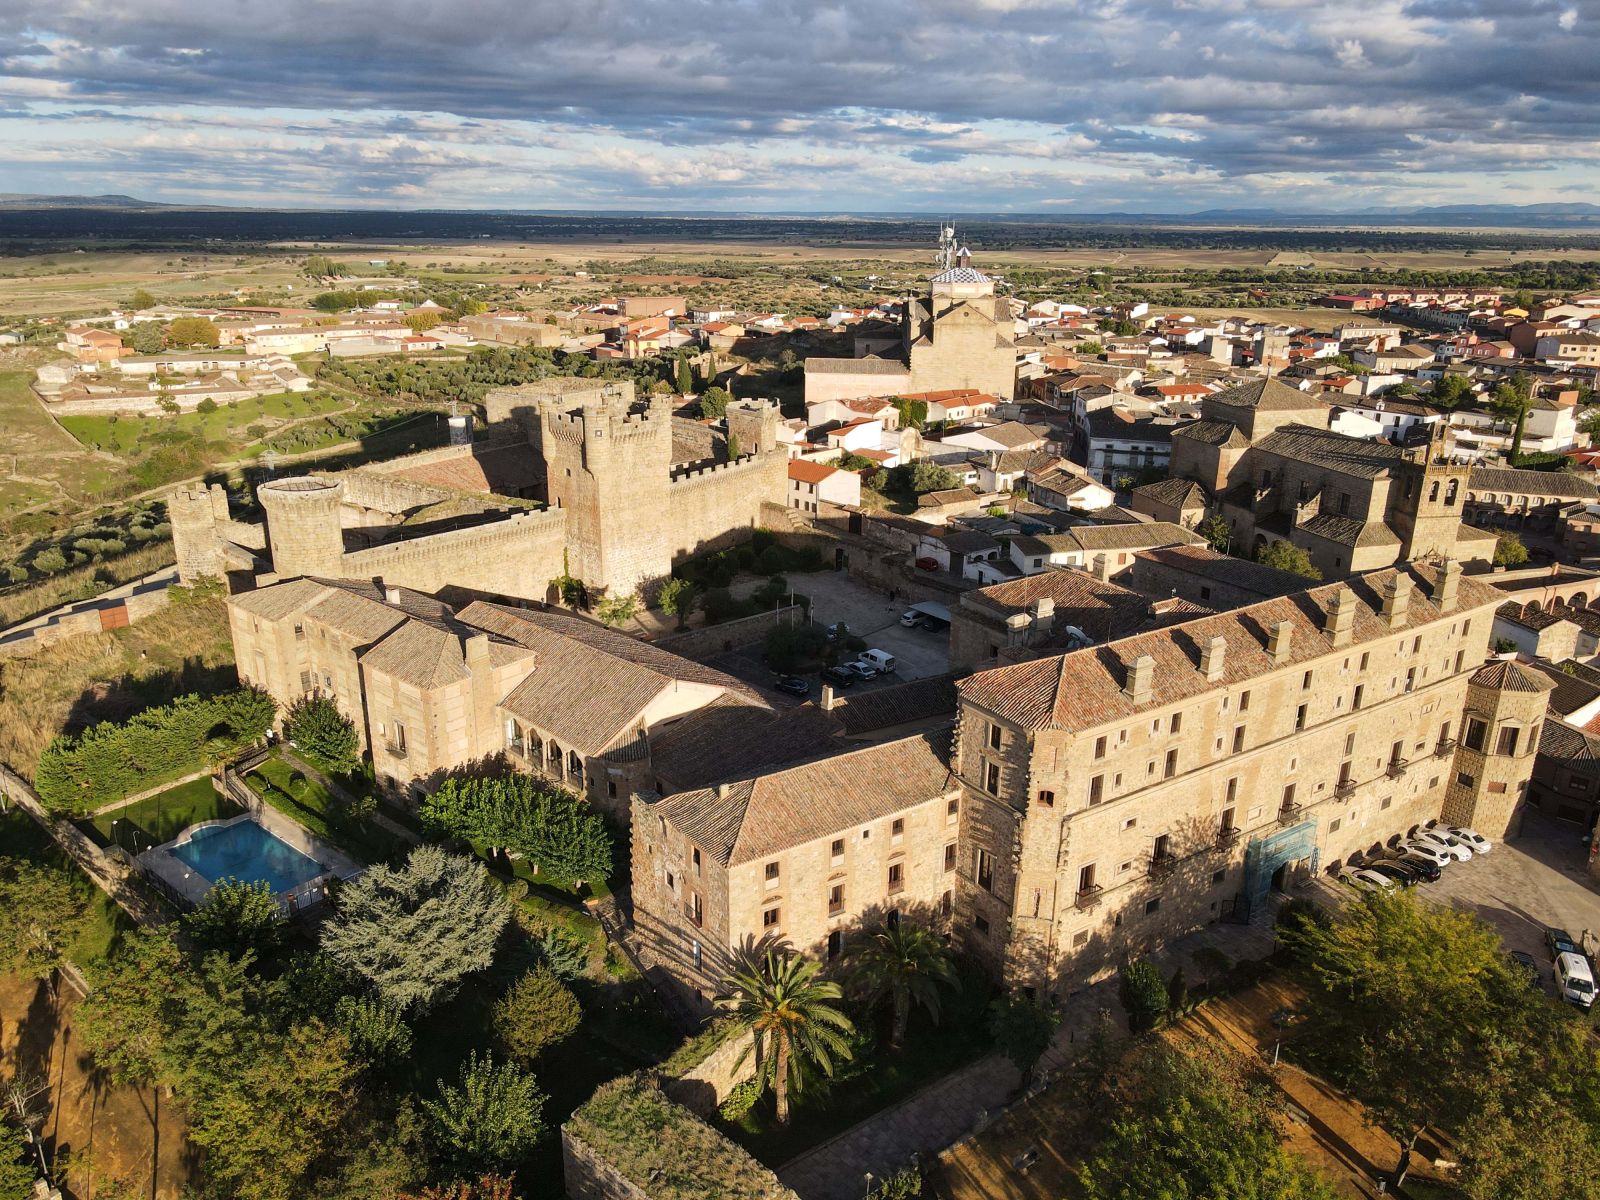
723, 946, 854, 1125
849, 924, 957, 1050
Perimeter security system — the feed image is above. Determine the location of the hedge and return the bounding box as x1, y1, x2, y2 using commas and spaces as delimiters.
35, 689, 275, 814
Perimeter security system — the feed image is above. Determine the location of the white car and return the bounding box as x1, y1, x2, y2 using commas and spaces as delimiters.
1399, 840, 1452, 869
1414, 829, 1473, 862
1435, 824, 1491, 854
1338, 867, 1396, 891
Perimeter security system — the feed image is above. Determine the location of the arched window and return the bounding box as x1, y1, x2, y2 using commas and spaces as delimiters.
1428, 480, 1440, 502
1444, 479, 1458, 507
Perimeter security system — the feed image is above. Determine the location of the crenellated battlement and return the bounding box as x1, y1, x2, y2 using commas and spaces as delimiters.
669, 452, 779, 489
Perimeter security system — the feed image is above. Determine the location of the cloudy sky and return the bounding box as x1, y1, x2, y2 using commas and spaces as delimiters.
2, 0, 1597, 212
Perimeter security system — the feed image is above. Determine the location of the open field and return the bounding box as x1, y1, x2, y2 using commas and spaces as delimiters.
57, 387, 350, 456
0, 250, 305, 317
0, 351, 123, 511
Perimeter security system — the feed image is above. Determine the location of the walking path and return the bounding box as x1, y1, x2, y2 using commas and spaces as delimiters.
777, 910, 1282, 1200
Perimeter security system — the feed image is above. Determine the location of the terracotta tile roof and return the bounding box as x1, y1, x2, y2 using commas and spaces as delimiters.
1134, 545, 1317, 599
656, 733, 957, 867
1255, 425, 1405, 479
1299, 513, 1402, 549
918, 488, 981, 508
1132, 478, 1207, 508
1173, 419, 1249, 449
228, 577, 335, 621
1523, 660, 1600, 716
1207, 376, 1321, 412
961, 570, 1151, 642
359, 619, 532, 689
1539, 718, 1600, 767
789, 460, 841, 485
459, 602, 757, 757
1471, 659, 1558, 694
805, 357, 911, 375
1068, 521, 1203, 553
649, 696, 837, 793
1497, 601, 1572, 632
958, 563, 1500, 733
1468, 467, 1598, 501
829, 676, 959, 736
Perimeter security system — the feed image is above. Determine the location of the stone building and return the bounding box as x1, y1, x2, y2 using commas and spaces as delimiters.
172, 379, 788, 603
227, 580, 760, 808
804, 236, 1015, 403
947, 570, 1155, 674
1159, 377, 1498, 578
948, 560, 1531, 993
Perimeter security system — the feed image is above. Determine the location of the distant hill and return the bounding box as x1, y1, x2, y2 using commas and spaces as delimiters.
0, 193, 181, 210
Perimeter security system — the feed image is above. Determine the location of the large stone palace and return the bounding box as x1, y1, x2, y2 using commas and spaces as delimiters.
171, 378, 788, 602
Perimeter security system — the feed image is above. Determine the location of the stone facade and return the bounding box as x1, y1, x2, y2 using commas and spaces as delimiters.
949, 561, 1533, 994
1440, 660, 1554, 839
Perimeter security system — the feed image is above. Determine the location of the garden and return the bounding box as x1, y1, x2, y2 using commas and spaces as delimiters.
86, 774, 238, 850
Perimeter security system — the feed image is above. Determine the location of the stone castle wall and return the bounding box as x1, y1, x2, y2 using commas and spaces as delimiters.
339, 509, 567, 602
665, 453, 787, 568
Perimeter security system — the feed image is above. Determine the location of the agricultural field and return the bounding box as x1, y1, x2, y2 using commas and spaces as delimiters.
56, 388, 352, 457
0, 249, 306, 318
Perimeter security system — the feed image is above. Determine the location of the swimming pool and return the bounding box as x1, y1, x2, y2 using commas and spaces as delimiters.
170, 819, 326, 894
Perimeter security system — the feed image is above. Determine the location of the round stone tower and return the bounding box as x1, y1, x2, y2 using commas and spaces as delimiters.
257, 475, 346, 581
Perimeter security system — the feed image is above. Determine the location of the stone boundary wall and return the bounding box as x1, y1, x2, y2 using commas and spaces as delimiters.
660, 1027, 757, 1116
339, 508, 567, 602
562, 1128, 652, 1200
0, 578, 175, 659
339, 467, 505, 518
654, 604, 804, 661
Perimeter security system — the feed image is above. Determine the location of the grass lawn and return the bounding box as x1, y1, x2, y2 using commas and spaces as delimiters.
247, 752, 409, 864
58, 389, 347, 455
0, 807, 133, 963
87, 776, 238, 847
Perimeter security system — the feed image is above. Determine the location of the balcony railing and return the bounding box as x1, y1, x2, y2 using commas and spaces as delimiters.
1215, 827, 1241, 851
1434, 738, 1456, 758
384, 742, 407, 760
1386, 759, 1408, 779
1148, 853, 1178, 879
1335, 777, 1357, 798
1278, 803, 1304, 826
1074, 884, 1104, 910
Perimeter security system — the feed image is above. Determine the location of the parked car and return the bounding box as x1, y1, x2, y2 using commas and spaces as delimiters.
1364, 861, 1417, 888
859, 648, 896, 674
1555, 951, 1596, 1010
1338, 867, 1396, 892
844, 658, 880, 680
1389, 854, 1443, 882
1399, 841, 1451, 870
772, 675, 810, 697
1547, 927, 1581, 960
914, 557, 939, 571
1436, 825, 1491, 854
1508, 950, 1541, 987
821, 665, 859, 688
1413, 829, 1473, 862
900, 610, 921, 627
917, 617, 944, 633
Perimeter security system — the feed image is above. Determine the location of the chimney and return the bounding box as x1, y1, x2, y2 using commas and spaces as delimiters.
1324, 588, 1357, 647
1123, 654, 1155, 705
1093, 552, 1113, 582
1267, 620, 1294, 664
716, 782, 732, 800
1382, 573, 1413, 629
1200, 634, 1227, 682
820, 683, 839, 712
464, 633, 490, 668
1031, 596, 1055, 633
1434, 559, 1461, 613
385, 586, 401, 605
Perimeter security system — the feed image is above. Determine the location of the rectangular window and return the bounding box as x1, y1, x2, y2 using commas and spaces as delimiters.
828, 884, 844, 915
1302, 670, 1313, 690
1496, 726, 1520, 756
1094, 735, 1107, 759
946, 798, 959, 823
1405, 667, 1417, 693
944, 843, 957, 871
1391, 739, 1405, 765
827, 930, 843, 958
891, 818, 905, 839
1412, 636, 1423, 655
689, 892, 703, 927
975, 914, 990, 934
392, 721, 406, 751
1240, 690, 1251, 712
1226, 777, 1238, 803
976, 849, 994, 892
1212, 869, 1227, 885
1456, 771, 1475, 788
1329, 817, 1342, 833
1164, 748, 1178, 779
1464, 718, 1488, 752
1233, 725, 1246, 753
1089, 774, 1104, 805
1345, 732, 1357, 755
1352, 684, 1364, 710
1145, 898, 1161, 915
1220, 806, 1236, 832
1282, 783, 1297, 809
763, 906, 781, 929
1078, 863, 1097, 892
831, 838, 845, 862
1037, 789, 1055, 807
692, 847, 702, 875
984, 762, 1000, 794
1170, 712, 1182, 734
1295, 704, 1308, 730
988, 723, 1003, 750
1153, 833, 1172, 861
765, 861, 780, 882
1455, 650, 1465, 673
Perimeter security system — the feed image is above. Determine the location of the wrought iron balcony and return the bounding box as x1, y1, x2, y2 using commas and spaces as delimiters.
1434, 738, 1456, 758
1215, 826, 1242, 851
1074, 884, 1104, 910
1148, 852, 1178, 879
1386, 759, 1409, 779
1278, 803, 1305, 826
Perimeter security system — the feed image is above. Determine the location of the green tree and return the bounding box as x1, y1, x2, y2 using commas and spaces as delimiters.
333, 994, 414, 1069
419, 774, 613, 891
1579, 407, 1600, 439
492, 967, 582, 1063
422, 1052, 546, 1176
284, 692, 360, 772
1491, 377, 1535, 461
1256, 539, 1322, 580
1432, 374, 1474, 408
127, 320, 165, 354
726, 429, 741, 459
1196, 513, 1233, 555
321, 847, 513, 1015
0, 1127, 36, 1200
167, 316, 220, 349
1494, 531, 1530, 567
848, 924, 956, 1050
656, 577, 700, 629
127, 287, 156, 310
1276, 887, 1585, 1189
675, 353, 695, 395
76, 931, 185, 1087
699, 386, 732, 419
181, 879, 285, 957
987, 992, 1061, 1083
891, 397, 928, 429
889, 461, 960, 495
405, 311, 443, 333
0, 857, 91, 999
595, 591, 638, 628
1079, 1040, 1338, 1200
1117, 960, 1168, 1033
724, 946, 855, 1124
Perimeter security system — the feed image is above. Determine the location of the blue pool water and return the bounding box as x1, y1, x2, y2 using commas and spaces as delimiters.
170, 820, 326, 894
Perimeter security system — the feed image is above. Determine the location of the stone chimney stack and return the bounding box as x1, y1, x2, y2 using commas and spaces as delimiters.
385, 586, 401, 605
1382, 573, 1413, 629
1093, 553, 1113, 582
820, 683, 839, 712
1324, 588, 1357, 647
464, 633, 490, 669
1268, 620, 1294, 665
1031, 596, 1055, 634
1434, 559, 1462, 613
1123, 654, 1155, 705
1200, 635, 1228, 682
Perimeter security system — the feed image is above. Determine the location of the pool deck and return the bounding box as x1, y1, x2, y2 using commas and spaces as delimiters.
138, 805, 364, 910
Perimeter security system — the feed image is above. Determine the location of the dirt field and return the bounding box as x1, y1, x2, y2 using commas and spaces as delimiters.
1, 973, 196, 1200
934, 978, 1444, 1200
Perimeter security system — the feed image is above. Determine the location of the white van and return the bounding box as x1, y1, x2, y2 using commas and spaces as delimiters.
859, 648, 897, 674
1555, 952, 1595, 1010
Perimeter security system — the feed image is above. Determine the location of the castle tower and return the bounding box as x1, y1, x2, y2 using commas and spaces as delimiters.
168, 483, 230, 583
257, 476, 347, 580
538, 387, 672, 595
1392, 423, 1472, 561
725, 399, 780, 457
1442, 659, 1555, 839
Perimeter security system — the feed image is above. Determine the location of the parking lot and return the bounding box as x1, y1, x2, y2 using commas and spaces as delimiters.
1358, 813, 1600, 996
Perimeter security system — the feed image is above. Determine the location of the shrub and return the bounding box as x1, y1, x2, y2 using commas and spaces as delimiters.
534, 927, 593, 981
418, 774, 613, 891
1118, 960, 1169, 1033
181, 879, 285, 956
422, 1052, 546, 1176
493, 967, 582, 1062
718, 1076, 763, 1121
34, 689, 275, 814
284, 692, 360, 773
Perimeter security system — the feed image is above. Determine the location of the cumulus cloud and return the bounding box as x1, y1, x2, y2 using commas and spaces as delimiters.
0, 0, 1596, 209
